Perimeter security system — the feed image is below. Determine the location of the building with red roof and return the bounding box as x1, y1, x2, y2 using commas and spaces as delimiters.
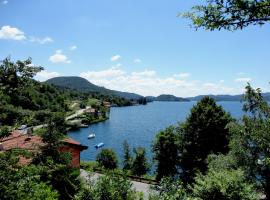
0, 130, 88, 168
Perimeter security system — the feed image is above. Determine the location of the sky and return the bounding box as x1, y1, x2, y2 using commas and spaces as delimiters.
0, 0, 269, 97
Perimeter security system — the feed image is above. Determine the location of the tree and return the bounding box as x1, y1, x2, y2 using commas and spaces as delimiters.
153, 126, 179, 180
228, 83, 270, 199
34, 113, 68, 164
131, 147, 150, 176
177, 97, 232, 183
96, 148, 118, 169
122, 140, 133, 170
32, 113, 80, 200
0, 57, 43, 95
181, 0, 270, 31
191, 169, 258, 200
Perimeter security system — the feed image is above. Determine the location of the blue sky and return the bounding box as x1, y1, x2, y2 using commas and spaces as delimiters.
0, 0, 269, 97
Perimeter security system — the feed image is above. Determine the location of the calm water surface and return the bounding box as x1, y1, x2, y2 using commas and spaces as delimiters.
68, 101, 244, 161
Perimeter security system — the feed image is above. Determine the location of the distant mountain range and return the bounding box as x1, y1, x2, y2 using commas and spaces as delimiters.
187, 93, 270, 102
46, 76, 270, 102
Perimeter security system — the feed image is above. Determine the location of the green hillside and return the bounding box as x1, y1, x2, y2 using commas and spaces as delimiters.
46, 76, 143, 100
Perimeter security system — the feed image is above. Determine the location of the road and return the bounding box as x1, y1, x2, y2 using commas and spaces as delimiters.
65, 106, 90, 120
33, 106, 90, 131
80, 169, 152, 199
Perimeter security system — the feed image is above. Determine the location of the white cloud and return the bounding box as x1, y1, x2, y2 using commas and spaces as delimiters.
0, 25, 26, 40
29, 36, 53, 44
80, 67, 125, 79
49, 50, 71, 63
0, 25, 54, 45
36, 70, 60, 81
2, 0, 8, 4
131, 70, 156, 77
70, 45, 77, 51
110, 55, 121, 62
173, 73, 191, 79
235, 77, 252, 82
80, 67, 240, 97
219, 80, 225, 83
133, 59, 141, 63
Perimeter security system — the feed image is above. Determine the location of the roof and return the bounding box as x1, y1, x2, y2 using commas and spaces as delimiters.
0, 130, 88, 151
84, 108, 96, 113
63, 137, 88, 150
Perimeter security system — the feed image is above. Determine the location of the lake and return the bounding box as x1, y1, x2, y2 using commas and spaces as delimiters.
67, 101, 244, 162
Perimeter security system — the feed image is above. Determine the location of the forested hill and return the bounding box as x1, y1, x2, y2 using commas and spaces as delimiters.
46, 76, 143, 100
188, 93, 270, 102
146, 94, 190, 102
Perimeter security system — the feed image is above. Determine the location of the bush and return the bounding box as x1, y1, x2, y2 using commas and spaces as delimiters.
96, 148, 118, 170
191, 169, 258, 200
94, 173, 137, 200
149, 177, 188, 200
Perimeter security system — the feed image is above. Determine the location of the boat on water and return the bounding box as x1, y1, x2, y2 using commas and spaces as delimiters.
95, 142, 104, 148
88, 133, 95, 139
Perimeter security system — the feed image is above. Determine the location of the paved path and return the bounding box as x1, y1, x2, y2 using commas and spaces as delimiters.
70, 102, 78, 109
65, 106, 91, 120
33, 106, 90, 131
80, 169, 152, 199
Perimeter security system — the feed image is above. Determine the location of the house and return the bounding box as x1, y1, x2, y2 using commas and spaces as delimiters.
103, 101, 111, 108
0, 130, 88, 168
84, 108, 97, 115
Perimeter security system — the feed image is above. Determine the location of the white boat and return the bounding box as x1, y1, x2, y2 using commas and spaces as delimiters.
88, 133, 95, 139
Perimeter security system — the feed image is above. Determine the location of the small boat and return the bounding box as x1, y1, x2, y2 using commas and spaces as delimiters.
95, 142, 104, 148
88, 133, 95, 139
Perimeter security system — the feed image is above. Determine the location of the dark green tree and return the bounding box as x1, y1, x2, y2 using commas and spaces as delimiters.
96, 148, 118, 170
228, 83, 270, 199
131, 147, 150, 176
178, 97, 232, 183
34, 113, 67, 164
122, 140, 133, 170
153, 126, 179, 180
33, 113, 80, 200
181, 0, 270, 31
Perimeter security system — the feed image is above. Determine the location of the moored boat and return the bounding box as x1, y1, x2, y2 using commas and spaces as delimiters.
95, 142, 104, 148
88, 133, 95, 139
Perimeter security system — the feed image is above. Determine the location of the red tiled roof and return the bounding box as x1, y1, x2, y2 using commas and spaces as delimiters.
63, 137, 81, 145
0, 131, 44, 151
0, 130, 87, 151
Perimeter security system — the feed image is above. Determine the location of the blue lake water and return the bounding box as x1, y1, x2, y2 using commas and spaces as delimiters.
67, 101, 244, 162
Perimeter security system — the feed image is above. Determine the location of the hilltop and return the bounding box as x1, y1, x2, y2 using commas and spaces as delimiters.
46, 76, 143, 100
146, 94, 189, 102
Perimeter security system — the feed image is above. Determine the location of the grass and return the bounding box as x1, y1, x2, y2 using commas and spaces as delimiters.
90, 116, 109, 124
87, 98, 100, 106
